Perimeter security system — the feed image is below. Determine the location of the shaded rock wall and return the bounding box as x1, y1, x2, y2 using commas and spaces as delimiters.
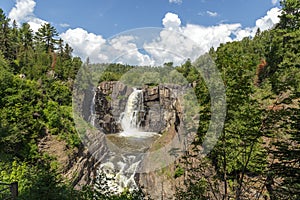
95, 81, 132, 133
95, 81, 184, 134
38, 134, 102, 189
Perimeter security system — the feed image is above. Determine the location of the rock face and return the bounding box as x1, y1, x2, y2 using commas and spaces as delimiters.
143, 84, 184, 134
38, 134, 100, 189
94, 81, 193, 199
95, 81, 133, 133
94, 81, 185, 135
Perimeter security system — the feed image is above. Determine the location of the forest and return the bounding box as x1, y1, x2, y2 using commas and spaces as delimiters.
0, 0, 299, 199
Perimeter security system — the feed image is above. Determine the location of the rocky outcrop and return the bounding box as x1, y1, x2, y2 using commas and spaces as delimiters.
38, 134, 99, 188
95, 81, 133, 133
137, 125, 179, 199
143, 84, 183, 133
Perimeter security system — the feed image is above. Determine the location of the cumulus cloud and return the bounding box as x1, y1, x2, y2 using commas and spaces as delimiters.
9, 0, 281, 66
146, 13, 238, 64
206, 11, 218, 17
162, 12, 182, 30
142, 8, 281, 65
234, 7, 280, 40
183, 23, 240, 48
169, 0, 182, 4
60, 28, 154, 66
60, 28, 107, 62
60, 28, 105, 57
27, 18, 48, 33
144, 30, 200, 65
8, 0, 47, 32
8, 0, 35, 22
255, 7, 280, 31
61, 8, 281, 66
108, 35, 154, 66
143, 22, 241, 65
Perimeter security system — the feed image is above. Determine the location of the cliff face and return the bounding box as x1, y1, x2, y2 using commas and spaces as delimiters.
94, 81, 191, 199
95, 81, 133, 133
142, 84, 182, 134
95, 81, 184, 135
38, 134, 99, 189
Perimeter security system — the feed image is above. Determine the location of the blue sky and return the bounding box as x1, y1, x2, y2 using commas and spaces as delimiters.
0, 0, 282, 65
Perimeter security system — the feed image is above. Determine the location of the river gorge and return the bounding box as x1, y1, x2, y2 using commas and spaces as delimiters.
74, 80, 199, 199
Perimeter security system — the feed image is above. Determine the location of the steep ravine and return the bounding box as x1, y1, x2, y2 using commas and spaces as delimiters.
42, 80, 196, 199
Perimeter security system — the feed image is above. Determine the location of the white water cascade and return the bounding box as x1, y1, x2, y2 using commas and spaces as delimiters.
120, 89, 143, 135
119, 88, 157, 138
94, 88, 159, 196
88, 88, 96, 127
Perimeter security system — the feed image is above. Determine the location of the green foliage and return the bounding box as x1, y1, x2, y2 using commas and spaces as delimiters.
1, 3, 300, 199
175, 10, 300, 198
174, 166, 184, 178
0, 159, 94, 200
94, 188, 144, 200
176, 177, 208, 200
278, 0, 300, 30
35, 23, 59, 52
0, 10, 84, 199
98, 63, 134, 82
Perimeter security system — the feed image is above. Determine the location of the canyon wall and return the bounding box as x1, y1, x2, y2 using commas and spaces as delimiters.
94, 81, 192, 199
95, 81, 185, 135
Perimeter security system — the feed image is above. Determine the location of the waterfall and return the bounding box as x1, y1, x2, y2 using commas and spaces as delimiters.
94, 88, 159, 197
88, 88, 96, 127
95, 154, 142, 196
120, 89, 143, 132
119, 89, 157, 138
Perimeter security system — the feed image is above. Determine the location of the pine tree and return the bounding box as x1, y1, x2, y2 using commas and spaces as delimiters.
278, 0, 300, 30
35, 23, 59, 52
0, 9, 14, 61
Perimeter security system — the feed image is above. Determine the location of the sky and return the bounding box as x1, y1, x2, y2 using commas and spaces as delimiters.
0, 0, 282, 66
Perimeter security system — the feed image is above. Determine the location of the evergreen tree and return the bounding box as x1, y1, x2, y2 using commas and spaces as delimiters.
35, 23, 59, 52
278, 0, 300, 30
18, 23, 34, 71
0, 9, 14, 61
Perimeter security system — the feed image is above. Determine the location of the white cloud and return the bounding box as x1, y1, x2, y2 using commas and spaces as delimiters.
143, 22, 241, 65
142, 8, 281, 65
8, 0, 47, 32
61, 8, 281, 66
183, 23, 240, 48
8, 0, 35, 23
144, 30, 200, 65
60, 23, 70, 28
162, 12, 181, 30
60, 28, 154, 66
255, 7, 280, 31
206, 11, 218, 17
169, 0, 182, 4
234, 7, 280, 40
272, 0, 279, 5
108, 35, 154, 66
27, 18, 48, 32
8, 0, 282, 66
145, 13, 239, 64
60, 28, 107, 62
